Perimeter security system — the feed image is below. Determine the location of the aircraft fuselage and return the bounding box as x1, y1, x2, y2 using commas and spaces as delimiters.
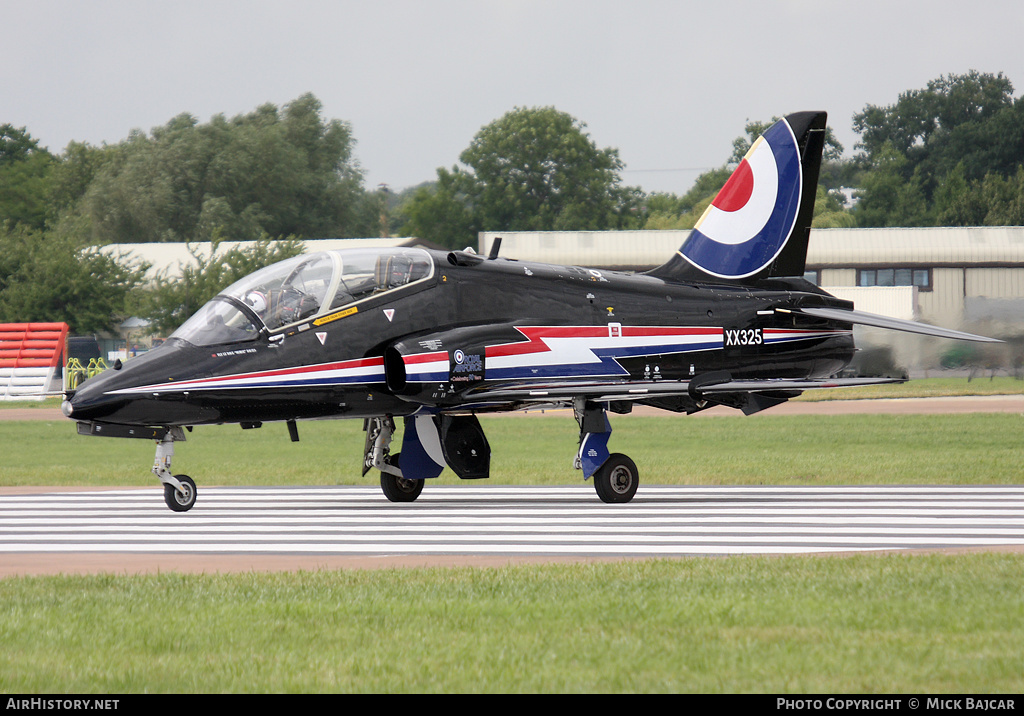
67, 249, 855, 429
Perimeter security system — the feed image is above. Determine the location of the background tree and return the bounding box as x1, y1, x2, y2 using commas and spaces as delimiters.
396, 174, 476, 248
0, 223, 147, 334
47, 141, 117, 216
399, 107, 645, 247
850, 71, 1024, 227
69, 93, 378, 245
0, 124, 54, 230
641, 168, 731, 230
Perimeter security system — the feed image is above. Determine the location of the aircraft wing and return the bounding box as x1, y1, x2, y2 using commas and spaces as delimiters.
459, 375, 903, 406
786, 307, 1002, 343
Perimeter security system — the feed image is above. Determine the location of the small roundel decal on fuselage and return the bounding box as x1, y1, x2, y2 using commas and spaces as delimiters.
680, 119, 802, 279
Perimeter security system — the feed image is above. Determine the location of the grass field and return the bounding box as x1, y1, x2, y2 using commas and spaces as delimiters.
1, 555, 1023, 693
2, 377, 1023, 693
2, 410, 1022, 488
794, 375, 1024, 401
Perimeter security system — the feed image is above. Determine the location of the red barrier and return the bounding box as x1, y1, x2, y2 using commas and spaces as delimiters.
0, 323, 69, 369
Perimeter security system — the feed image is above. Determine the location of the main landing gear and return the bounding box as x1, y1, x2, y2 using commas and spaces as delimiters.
592, 453, 639, 504
362, 406, 639, 504
362, 414, 492, 503
380, 473, 425, 502
575, 401, 639, 504
364, 416, 423, 503
153, 430, 197, 512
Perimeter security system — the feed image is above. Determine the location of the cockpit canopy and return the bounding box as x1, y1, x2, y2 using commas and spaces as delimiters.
171, 248, 434, 346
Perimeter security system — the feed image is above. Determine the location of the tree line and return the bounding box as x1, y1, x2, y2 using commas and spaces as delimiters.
2, 72, 1023, 335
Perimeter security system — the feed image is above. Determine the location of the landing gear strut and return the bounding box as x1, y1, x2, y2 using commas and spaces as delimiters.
364, 416, 425, 503
152, 429, 195, 512
575, 401, 639, 504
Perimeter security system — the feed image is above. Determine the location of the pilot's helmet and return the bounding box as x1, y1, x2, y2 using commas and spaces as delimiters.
244, 291, 268, 315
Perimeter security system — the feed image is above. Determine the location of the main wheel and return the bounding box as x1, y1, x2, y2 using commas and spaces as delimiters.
380, 473, 424, 502
164, 474, 197, 512
593, 454, 638, 504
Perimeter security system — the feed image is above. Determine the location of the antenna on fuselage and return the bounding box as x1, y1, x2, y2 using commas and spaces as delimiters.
488, 236, 502, 260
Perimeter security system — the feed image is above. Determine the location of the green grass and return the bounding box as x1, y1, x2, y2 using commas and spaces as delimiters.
3, 411, 1023, 488
1, 555, 1023, 693
795, 375, 1024, 401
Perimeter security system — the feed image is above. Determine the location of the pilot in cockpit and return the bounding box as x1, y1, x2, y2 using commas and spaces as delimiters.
244, 291, 268, 319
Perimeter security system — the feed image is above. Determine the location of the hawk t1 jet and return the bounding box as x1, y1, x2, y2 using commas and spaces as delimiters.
63, 111, 998, 511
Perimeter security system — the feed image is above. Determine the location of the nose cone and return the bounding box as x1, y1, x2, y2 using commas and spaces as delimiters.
63, 363, 134, 423
62, 340, 208, 427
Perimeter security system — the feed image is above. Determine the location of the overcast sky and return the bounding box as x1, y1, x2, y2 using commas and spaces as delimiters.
5, 0, 1024, 196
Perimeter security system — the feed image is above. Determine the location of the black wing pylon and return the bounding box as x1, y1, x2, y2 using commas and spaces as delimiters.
459, 375, 905, 407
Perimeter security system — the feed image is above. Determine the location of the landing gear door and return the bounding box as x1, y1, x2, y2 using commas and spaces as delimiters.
439, 415, 490, 480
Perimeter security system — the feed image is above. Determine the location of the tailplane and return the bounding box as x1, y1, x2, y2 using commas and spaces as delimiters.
647, 111, 827, 284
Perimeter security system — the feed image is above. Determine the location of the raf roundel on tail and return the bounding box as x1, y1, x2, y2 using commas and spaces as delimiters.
648, 111, 826, 284
682, 117, 803, 279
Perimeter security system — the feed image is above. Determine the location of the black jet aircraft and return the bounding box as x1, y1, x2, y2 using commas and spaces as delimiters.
63, 111, 999, 511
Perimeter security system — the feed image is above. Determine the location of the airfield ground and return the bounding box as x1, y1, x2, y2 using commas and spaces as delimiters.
2, 395, 1022, 576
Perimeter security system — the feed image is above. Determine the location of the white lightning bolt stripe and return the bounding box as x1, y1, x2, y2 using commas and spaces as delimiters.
485, 326, 723, 379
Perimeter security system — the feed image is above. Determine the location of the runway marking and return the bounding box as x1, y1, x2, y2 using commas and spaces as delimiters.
3, 485, 1024, 557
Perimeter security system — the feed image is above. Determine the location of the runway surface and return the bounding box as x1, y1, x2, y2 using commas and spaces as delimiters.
3, 485, 1024, 576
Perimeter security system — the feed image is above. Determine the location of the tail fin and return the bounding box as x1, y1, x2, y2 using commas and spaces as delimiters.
647, 111, 827, 283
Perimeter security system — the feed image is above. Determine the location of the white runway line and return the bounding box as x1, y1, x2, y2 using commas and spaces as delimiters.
3, 485, 1024, 557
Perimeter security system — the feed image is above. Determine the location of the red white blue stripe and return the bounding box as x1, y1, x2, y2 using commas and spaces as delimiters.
403, 351, 449, 383
108, 357, 386, 394
107, 327, 849, 395
484, 326, 723, 380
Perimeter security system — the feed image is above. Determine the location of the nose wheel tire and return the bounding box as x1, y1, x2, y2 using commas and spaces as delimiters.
380, 473, 424, 502
164, 474, 197, 512
593, 453, 638, 504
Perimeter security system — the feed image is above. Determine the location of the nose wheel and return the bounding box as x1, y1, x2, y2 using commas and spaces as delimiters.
164, 474, 197, 512
153, 431, 197, 512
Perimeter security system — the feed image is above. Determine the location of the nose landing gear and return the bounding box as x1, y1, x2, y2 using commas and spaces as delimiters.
163, 474, 197, 512
152, 430, 196, 512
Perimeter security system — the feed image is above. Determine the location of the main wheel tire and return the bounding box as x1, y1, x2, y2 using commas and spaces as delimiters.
164, 474, 197, 512
593, 454, 638, 504
380, 473, 424, 502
